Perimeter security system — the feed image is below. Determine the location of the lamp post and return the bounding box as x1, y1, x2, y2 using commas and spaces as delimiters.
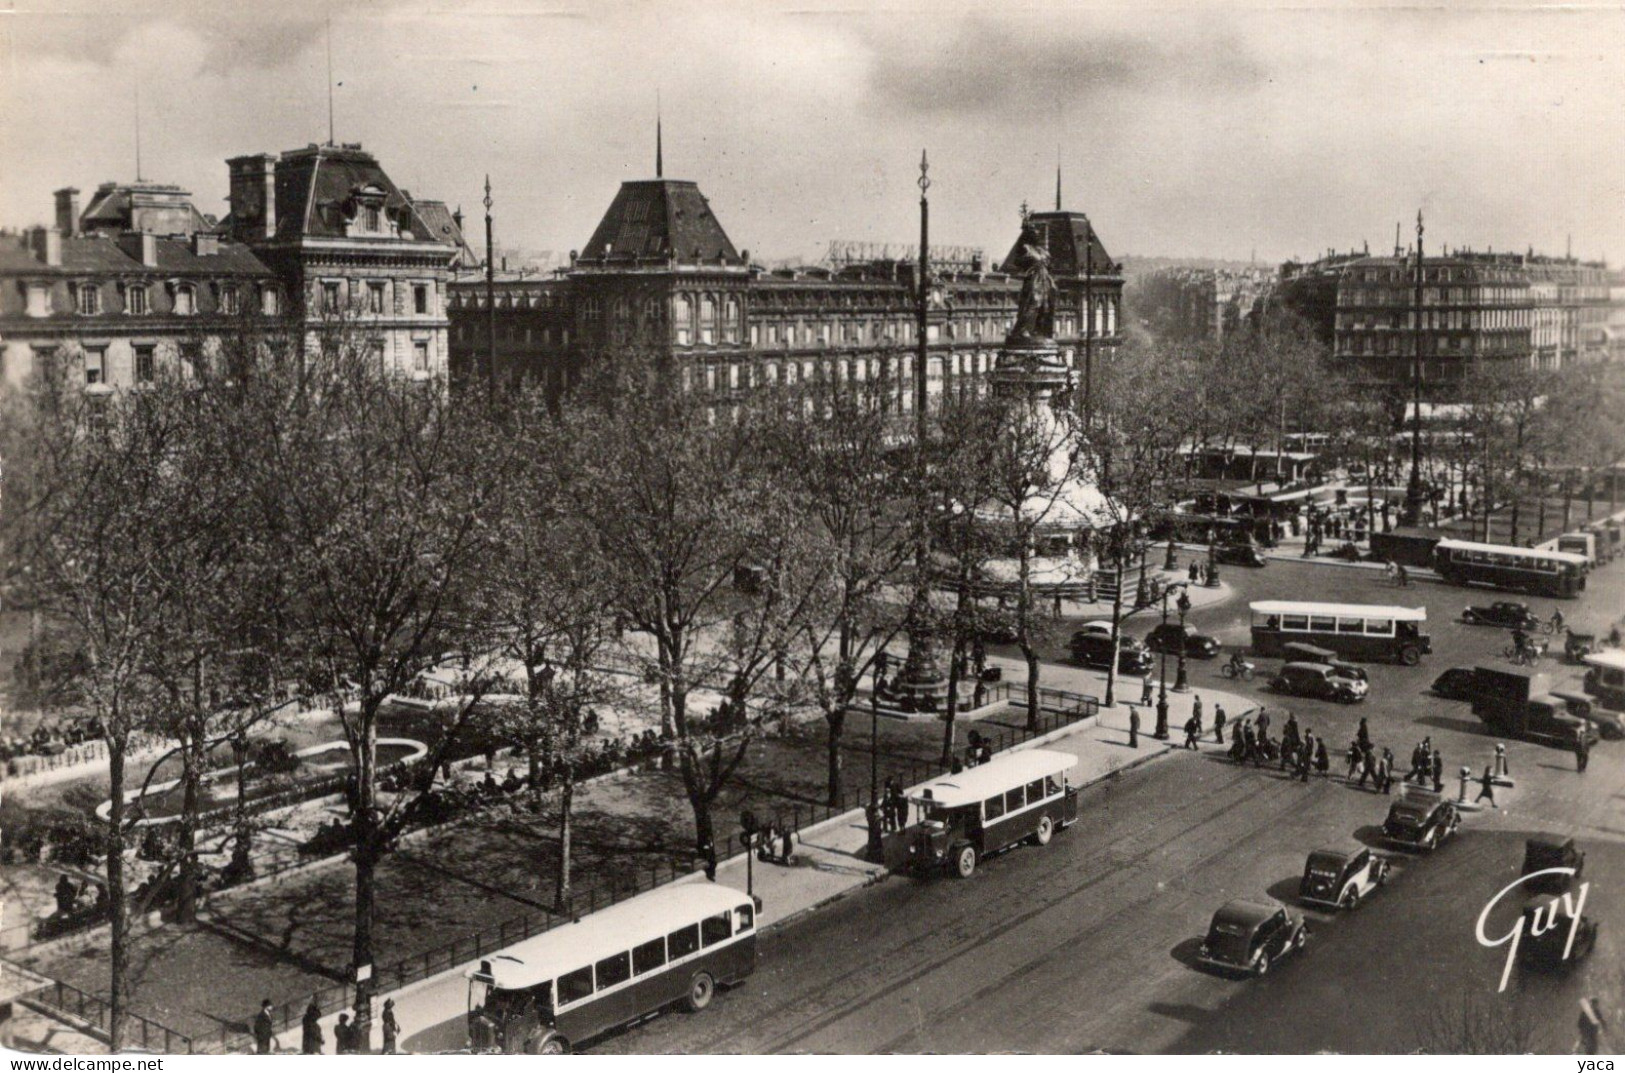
1154, 588, 1171, 740
230, 730, 252, 875
870, 680, 880, 805
1174, 587, 1192, 693
484, 176, 496, 397
1403, 210, 1427, 527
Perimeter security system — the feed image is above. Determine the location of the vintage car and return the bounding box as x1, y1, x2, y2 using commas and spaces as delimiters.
1282, 642, 1370, 684
1431, 667, 1483, 702
1564, 632, 1598, 664
1383, 791, 1460, 851
1298, 846, 1390, 909
1462, 601, 1540, 630
1270, 662, 1368, 704
1144, 622, 1222, 660
1522, 835, 1585, 892
1198, 899, 1308, 976
1517, 895, 1598, 971
1070, 631, 1154, 676
1213, 544, 1268, 568
1550, 690, 1625, 740
905, 749, 1079, 878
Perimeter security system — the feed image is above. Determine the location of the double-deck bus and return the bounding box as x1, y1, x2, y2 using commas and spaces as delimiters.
1432, 538, 1588, 598
465, 884, 757, 1053
1250, 600, 1431, 665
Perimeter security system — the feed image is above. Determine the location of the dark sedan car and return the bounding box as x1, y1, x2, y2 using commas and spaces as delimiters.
1270, 662, 1367, 703
1198, 899, 1308, 976
1462, 601, 1540, 630
1070, 632, 1154, 676
1213, 544, 1267, 568
1431, 667, 1484, 702
1144, 623, 1221, 660
1383, 793, 1460, 851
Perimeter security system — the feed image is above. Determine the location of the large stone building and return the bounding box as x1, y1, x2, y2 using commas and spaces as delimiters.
448, 170, 1125, 401
224, 143, 466, 378
0, 181, 281, 390
1331, 250, 1612, 394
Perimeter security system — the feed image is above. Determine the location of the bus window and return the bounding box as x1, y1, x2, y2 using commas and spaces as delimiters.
1045, 774, 1063, 796
1282, 615, 1308, 631
984, 794, 1006, 821
735, 904, 755, 932
632, 938, 666, 975
1265, 615, 1281, 630
1026, 779, 1046, 803
1337, 618, 1363, 634
1365, 619, 1393, 635
1310, 615, 1336, 632
1005, 787, 1025, 812
700, 912, 733, 947
596, 952, 631, 990
668, 923, 700, 959
558, 965, 594, 1005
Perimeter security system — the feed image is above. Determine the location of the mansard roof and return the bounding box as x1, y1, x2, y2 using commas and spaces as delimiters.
579, 179, 742, 265
999, 211, 1118, 279
267, 143, 449, 245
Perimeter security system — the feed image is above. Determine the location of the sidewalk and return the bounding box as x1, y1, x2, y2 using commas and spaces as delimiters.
283, 672, 1253, 1055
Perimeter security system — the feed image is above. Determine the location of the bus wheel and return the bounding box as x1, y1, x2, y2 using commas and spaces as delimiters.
953, 845, 977, 878
685, 972, 715, 1012
1399, 645, 1420, 666
1032, 815, 1054, 846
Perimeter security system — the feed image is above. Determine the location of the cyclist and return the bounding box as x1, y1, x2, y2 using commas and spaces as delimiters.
1511, 627, 1531, 662
1549, 608, 1565, 634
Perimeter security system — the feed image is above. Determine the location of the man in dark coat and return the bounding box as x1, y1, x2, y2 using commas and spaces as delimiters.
301, 1000, 323, 1055
1576, 725, 1590, 773
1182, 716, 1199, 750
381, 998, 399, 1055
253, 1000, 275, 1054
1356, 717, 1371, 751
1431, 749, 1445, 792
334, 1013, 355, 1055
1314, 737, 1330, 777
1128, 708, 1140, 749
1213, 703, 1227, 744
1280, 712, 1297, 753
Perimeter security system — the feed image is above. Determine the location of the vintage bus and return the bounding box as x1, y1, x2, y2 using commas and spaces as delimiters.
1432, 538, 1588, 598
464, 884, 757, 1053
905, 749, 1079, 878
1249, 600, 1431, 665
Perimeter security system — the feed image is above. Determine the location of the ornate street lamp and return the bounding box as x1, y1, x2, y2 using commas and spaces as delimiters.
1174, 587, 1192, 693
1155, 587, 1172, 740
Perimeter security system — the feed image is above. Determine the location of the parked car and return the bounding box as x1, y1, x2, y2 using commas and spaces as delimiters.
1383, 792, 1460, 851
1270, 662, 1367, 704
1462, 601, 1540, 630
1144, 622, 1221, 660
1070, 631, 1154, 676
1550, 690, 1624, 740
1298, 846, 1389, 910
1070, 620, 1116, 641
1281, 642, 1369, 683
1198, 900, 1308, 976
1522, 835, 1585, 892
1517, 895, 1598, 971
1431, 667, 1483, 702
1213, 544, 1268, 568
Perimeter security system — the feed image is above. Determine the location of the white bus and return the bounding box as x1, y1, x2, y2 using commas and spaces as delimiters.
466, 884, 757, 1053
1249, 600, 1432, 665
1433, 538, 1587, 598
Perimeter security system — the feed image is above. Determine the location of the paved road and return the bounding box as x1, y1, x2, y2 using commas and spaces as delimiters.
584, 556, 1625, 1053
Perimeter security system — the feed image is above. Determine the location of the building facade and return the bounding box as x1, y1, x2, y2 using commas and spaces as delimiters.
224, 143, 465, 378
0, 181, 281, 390
1332, 251, 1612, 395
448, 174, 1125, 400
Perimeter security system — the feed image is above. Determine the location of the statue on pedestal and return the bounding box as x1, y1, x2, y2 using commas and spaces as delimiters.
1008, 220, 1056, 342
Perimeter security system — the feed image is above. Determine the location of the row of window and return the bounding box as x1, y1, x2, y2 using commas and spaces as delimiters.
1265, 614, 1397, 636
317, 280, 435, 316
554, 906, 753, 1007
1440, 548, 1568, 575
980, 776, 1064, 822
36, 281, 276, 317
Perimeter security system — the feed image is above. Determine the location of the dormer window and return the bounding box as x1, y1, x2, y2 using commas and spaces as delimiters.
220, 286, 239, 316
261, 286, 280, 316
173, 284, 195, 316
75, 283, 101, 315
365, 205, 381, 232
127, 285, 149, 315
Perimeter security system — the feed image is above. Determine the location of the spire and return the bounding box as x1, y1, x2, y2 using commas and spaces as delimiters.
1394, 220, 1402, 257
134, 77, 143, 181
656, 90, 664, 178
1055, 146, 1062, 211
326, 14, 336, 145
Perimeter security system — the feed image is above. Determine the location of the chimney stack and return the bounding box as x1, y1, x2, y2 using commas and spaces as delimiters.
119, 231, 158, 267
54, 188, 81, 236
226, 153, 278, 240
193, 231, 219, 256
31, 226, 62, 267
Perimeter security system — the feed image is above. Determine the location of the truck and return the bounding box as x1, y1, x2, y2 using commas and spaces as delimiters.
1582, 650, 1625, 711
1471, 665, 1597, 747
1557, 532, 1597, 565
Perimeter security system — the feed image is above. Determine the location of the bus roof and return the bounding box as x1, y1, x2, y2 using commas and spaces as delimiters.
1583, 650, 1625, 672
909, 749, 1078, 809
469, 883, 753, 991
1249, 600, 1428, 622
1435, 538, 1589, 566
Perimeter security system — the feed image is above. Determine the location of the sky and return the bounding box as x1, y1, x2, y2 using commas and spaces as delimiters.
2, 0, 1623, 267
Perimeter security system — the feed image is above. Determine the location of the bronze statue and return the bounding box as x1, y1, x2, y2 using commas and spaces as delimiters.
1009, 222, 1055, 341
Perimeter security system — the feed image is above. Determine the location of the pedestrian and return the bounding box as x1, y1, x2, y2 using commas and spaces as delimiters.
1297, 738, 1313, 783
1579, 997, 1609, 1056
381, 998, 399, 1055
882, 777, 900, 832
1189, 561, 1199, 584
1314, 737, 1330, 778
1384, 559, 1397, 584
1475, 764, 1496, 805
1346, 740, 1362, 781
1140, 675, 1154, 707
1356, 717, 1371, 751
1255, 709, 1270, 740
1381, 747, 1396, 793
253, 1000, 275, 1055
1183, 716, 1199, 750
1431, 748, 1444, 793
780, 826, 795, 866
1575, 725, 1590, 773
1214, 704, 1227, 744
1191, 694, 1203, 730
301, 999, 323, 1055
334, 1013, 354, 1055
1053, 593, 1064, 620
1396, 564, 1410, 587
1128, 707, 1140, 749
864, 802, 883, 861
1242, 720, 1256, 761
699, 836, 716, 881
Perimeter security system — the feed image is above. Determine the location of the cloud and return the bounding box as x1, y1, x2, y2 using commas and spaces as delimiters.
863, 17, 1268, 118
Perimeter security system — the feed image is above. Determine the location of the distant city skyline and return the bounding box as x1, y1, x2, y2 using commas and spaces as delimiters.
3, 0, 1622, 267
